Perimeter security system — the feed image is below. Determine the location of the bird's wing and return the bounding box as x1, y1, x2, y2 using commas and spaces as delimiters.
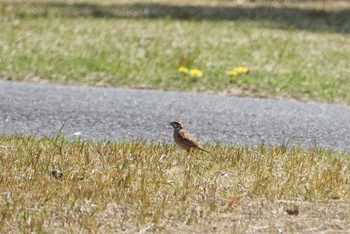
178, 129, 200, 147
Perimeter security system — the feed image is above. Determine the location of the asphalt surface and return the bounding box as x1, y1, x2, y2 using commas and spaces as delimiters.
1, 81, 349, 152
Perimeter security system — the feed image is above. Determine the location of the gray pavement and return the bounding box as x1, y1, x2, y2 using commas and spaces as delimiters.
0, 81, 349, 152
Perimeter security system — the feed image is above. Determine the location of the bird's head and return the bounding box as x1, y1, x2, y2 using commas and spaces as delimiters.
170, 121, 183, 130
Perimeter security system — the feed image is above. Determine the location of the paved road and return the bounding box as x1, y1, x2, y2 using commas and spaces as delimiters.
1, 81, 349, 152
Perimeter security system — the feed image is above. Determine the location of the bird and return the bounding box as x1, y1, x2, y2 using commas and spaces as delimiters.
170, 121, 209, 153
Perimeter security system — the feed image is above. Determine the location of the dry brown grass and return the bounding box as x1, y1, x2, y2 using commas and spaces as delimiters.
1, 135, 350, 233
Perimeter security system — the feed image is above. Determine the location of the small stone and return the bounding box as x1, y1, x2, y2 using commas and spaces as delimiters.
50, 170, 63, 179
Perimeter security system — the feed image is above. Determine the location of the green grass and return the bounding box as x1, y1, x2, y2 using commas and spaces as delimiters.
0, 0, 350, 104
1, 135, 350, 232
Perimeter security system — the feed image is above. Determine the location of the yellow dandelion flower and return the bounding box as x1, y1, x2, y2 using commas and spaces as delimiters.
189, 69, 203, 78
226, 66, 249, 76
235, 66, 249, 74
226, 69, 238, 76
178, 66, 189, 74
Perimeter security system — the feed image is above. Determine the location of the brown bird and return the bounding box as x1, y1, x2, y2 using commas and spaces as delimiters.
170, 121, 209, 153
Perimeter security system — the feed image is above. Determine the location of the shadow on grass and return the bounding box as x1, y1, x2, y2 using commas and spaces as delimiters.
2, 1, 350, 33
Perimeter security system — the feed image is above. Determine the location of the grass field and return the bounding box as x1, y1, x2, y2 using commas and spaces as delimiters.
1, 0, 350, 103
1, 135, 350, 233
1, 2, 350, 231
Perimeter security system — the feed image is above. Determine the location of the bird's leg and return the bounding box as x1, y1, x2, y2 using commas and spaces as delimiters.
187, 148, 193, 157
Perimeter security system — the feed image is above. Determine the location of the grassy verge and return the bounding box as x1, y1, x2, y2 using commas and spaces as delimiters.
1, 135, 350, 232
0, 0, 350, 104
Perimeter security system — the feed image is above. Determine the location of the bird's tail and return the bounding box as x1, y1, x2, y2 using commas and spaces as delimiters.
199, 146, 210, 153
